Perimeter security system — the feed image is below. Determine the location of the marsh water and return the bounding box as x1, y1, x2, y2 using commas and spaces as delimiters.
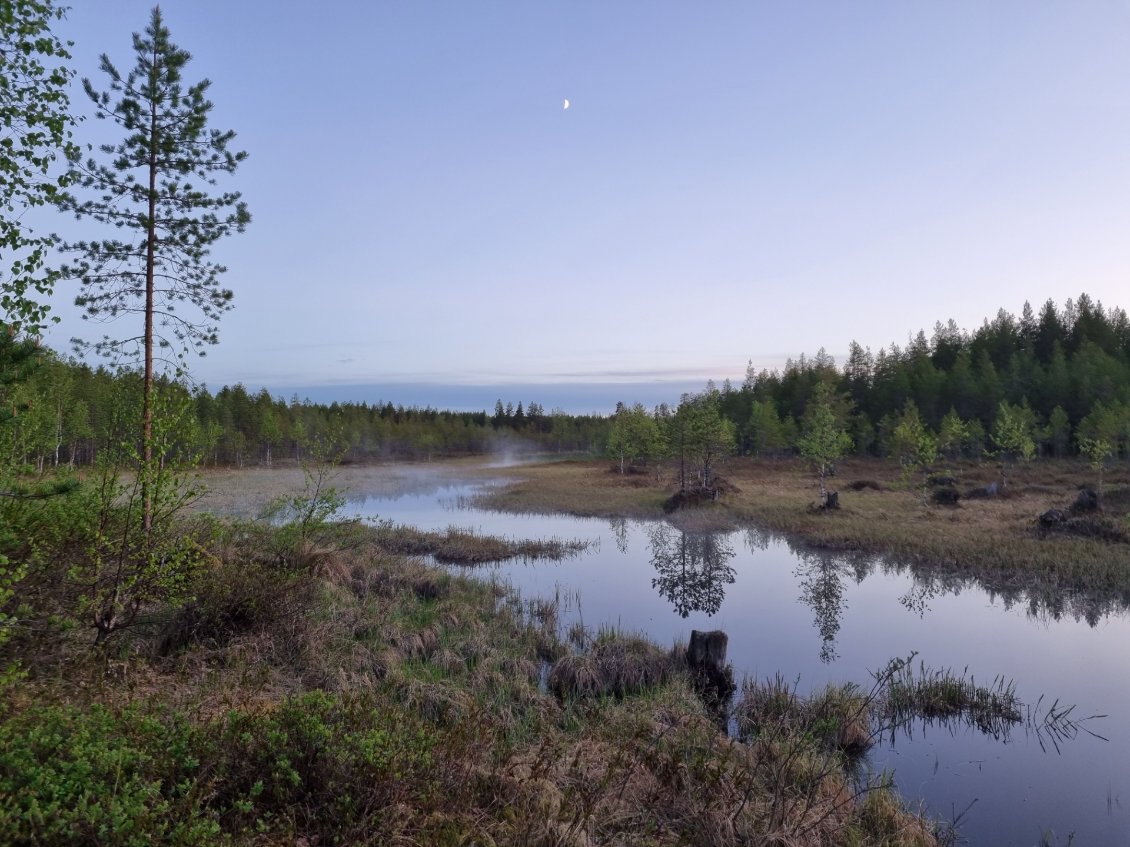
325, 464, 1126, 845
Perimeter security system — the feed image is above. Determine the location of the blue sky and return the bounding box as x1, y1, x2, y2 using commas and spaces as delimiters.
40, 2, 1130, 412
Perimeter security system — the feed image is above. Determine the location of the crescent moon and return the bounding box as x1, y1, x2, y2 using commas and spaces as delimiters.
563, 99, 570, 110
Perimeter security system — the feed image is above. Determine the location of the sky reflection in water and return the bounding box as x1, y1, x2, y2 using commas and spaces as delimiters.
348, 475, 1130, 846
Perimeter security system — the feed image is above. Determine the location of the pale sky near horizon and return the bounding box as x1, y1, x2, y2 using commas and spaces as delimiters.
38, 2, 1130, 411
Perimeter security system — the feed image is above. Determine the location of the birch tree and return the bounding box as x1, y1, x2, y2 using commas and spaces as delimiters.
797, 383, 852, 506
0, 0, 77, 334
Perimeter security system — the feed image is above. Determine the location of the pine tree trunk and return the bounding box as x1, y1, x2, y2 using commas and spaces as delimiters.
141, 43, 159, 535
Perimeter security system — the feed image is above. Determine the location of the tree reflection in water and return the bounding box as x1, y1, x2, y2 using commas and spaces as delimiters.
608, 517, 630, 554
790, 547, 874, 663
648, 524, 736, 617
793, 550, 854, 663
657, 518, 1126, 657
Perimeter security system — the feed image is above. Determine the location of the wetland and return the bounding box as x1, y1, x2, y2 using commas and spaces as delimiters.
4, 453, 1128, 845
194, 456, 1130, 845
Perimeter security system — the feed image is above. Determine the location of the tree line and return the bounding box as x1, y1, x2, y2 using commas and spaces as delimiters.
1, 355, 610, 470
606, 294, 1130, 485
6, 293, 1130, 476
730, 294, 1130, 462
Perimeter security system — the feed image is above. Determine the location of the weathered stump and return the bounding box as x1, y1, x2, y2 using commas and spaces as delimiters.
964, 481, 1000, 500
688, 629, 728, 672
686, 629, 736, 719
1039, 508, 1067, 527
1071, 487, 1100, 514
931, 486, 960, 506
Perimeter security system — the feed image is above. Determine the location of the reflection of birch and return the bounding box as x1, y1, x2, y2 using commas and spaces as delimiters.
743, 526, 771, 552
794, 550, 852, 663
648, 524, 736, 618
608, 517, 630, 554
898, 576, 945, 618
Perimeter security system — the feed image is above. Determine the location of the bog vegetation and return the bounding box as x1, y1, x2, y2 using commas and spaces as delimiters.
1, 4, 1126, 845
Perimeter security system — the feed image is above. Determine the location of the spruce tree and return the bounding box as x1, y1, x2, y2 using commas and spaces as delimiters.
59, 7, 249, 528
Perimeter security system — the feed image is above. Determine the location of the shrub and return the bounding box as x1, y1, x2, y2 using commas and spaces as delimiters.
0, 703, 221, 846
205, 690, 440, 840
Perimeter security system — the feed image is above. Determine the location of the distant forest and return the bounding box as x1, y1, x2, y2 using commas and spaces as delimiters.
726, 292, 1130, 461
4, 294, 1129, 470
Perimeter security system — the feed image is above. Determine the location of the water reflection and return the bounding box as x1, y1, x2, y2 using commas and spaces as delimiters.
761, 520, 1129, 635
335, 466, 1130, 847
608, 517, 630, 554
655, 513, 1127, 657
876, 555, 1127, 628
648, 524, 736, 617
793, 550, 853, 663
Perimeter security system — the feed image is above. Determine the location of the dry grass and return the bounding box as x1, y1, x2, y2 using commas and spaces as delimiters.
3, 511, 947, 846
547, 632, 678, 700
481, 457, 1130, 580
480, 460, 672, 518
735, 675, 875, 757
370, 520, 592, 564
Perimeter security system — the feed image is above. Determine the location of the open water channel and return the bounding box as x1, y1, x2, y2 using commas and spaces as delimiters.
335, 464, 1127, 845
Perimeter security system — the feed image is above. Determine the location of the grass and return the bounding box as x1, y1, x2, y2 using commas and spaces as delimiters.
477, 456, 1130, 607
1, 512, 948, 846
735, 674, 875, 757
369, 519, 592, 564
547, 631, 678, 700
880, 658, 1022, 740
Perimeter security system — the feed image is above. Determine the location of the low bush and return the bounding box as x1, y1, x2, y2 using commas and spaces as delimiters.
205, 690, 442, 841
0, 703, 221, 847
158, 554, 310, 656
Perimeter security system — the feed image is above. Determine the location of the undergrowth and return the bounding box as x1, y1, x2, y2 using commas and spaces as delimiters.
0, 506, 949, 846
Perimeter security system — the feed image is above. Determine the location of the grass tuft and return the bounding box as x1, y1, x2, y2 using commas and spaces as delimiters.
547, 633, 678, 700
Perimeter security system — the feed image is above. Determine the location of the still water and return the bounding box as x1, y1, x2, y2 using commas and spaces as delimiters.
346, 467, 1128, 846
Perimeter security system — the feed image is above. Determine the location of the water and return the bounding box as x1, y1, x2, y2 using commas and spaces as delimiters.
344, 468, 1128, 846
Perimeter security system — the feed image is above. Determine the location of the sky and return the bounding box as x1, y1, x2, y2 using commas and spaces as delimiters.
36, 2, 1130, 413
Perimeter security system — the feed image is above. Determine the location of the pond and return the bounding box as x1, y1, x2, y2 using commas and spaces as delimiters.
340, 464, 1127, 846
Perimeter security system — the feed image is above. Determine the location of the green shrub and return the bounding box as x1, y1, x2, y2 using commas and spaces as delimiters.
0, 692, 444, 845
206, 690, 440, 840
0, 703, 222, 846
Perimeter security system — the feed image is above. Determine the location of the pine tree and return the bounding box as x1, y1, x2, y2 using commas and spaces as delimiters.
59, 7, 249, 528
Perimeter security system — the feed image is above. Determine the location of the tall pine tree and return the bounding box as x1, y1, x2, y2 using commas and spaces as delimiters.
59, 7, 249, 528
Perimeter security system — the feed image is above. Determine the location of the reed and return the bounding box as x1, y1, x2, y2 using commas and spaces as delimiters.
881, 659, 1022, 739
734, 674, 875, 757
369, 520, 591, 564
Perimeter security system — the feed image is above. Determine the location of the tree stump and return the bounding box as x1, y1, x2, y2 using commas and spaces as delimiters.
1072, 487, 1100, 514
686, 630, 736, 716
688, 629, 728, 672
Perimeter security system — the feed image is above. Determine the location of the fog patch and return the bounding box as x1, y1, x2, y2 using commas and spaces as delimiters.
484, 434, 542, 469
